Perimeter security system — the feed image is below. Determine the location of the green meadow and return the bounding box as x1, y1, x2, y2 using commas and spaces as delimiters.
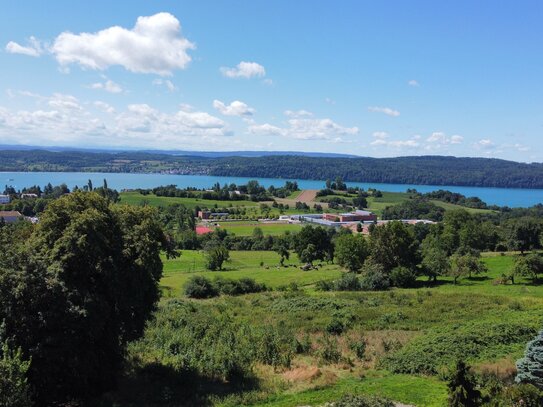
119, 191, 260, 209
213, 221, 304, 236
151, 250, 543, 406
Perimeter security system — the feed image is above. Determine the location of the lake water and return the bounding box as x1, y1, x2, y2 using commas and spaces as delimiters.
1, 171, 542, 208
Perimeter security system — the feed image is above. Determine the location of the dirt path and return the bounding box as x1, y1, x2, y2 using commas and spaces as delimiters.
296, 189, 318, 202
275, 190, 329, 209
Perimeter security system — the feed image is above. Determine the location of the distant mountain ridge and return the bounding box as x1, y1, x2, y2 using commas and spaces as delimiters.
1, 148, 542, 189
0, 145, 357, 158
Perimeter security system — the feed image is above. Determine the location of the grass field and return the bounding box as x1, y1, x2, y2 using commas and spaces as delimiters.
151, 250, 543, 406
119, 192, 260, 209
213, 221, 304, 236
160, 250, 342, 296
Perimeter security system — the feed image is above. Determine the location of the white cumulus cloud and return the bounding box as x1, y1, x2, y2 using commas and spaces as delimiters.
408, 79, 419, 87
368, 106, 400, 117
220, 61, 266, 79
0, 94, 231, 149
248, 111, 358, 141
50, 12, 195, 75
213, 100, 255, 117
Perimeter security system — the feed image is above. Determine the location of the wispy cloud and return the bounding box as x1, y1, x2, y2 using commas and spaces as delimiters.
368, 106, 400, 117
220, 61, 266, 79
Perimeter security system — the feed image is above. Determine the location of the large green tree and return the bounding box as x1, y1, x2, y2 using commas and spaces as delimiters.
335, 234, 369, 272
0, 192, 171, 404
505, 217, 543, 253
293, 226, 333, 265
369, 221, 419, 273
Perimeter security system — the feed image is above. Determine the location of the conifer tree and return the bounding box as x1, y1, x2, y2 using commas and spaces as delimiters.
516, 329, 543, 389
448, 360, 481, 407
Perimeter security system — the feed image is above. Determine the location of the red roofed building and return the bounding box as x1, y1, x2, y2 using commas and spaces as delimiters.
195, 225, 214, 235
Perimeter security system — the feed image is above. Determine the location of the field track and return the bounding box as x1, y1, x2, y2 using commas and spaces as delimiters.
295, 189, 318, 202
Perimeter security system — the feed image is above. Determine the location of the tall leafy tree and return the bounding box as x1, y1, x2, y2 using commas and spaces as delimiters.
335, 234, 369, 273
293, 226, 333, 265
505, 217, 543, 253
369, 221, 419, 273
0, 192, 171, 404
449, 253, 487, 284
513, 253, 543, 282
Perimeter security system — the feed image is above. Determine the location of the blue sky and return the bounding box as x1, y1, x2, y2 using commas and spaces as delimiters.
1, 1, 542, 161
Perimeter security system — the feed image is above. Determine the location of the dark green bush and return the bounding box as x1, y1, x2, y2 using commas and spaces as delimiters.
334, 273, 362, 291
315, 279, 334, 291
382, 322, 537, 375
390, 266, 417, 288
360, 270, 390, 291
214, 277, 267, 296
184, 276, 267, 298
326, 318, 346, 335
183, 275, 218, 298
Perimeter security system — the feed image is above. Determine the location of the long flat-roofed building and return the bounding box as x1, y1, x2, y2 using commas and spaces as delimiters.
323, 210, 377, 223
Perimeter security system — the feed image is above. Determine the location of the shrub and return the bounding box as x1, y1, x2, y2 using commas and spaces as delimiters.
334, 273, 361, 291
382, 322, 537, 375
316, 333, 341, 364
255, 323, 296, 370
315, 279, 334, 291
360, 269, 390, 291
184, 276, 267, 299
501, 383, 543, 407
390, 266, 417, 288
130, 300, 255, 382
326, 318, 346, 335
215, 277, 267, 296
183, 275, 218, 298
349, 338, 367, 361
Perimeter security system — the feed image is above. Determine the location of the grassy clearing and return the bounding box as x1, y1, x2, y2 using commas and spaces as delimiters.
430, 199, 494, 214
246, 373, 447, 407
213, 221, 304, 236
160, 250, 342, 296
156, 251, 543, 405
119, 192, 259, 209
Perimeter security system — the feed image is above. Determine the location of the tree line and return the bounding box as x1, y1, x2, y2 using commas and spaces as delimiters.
3, 149, 543, 188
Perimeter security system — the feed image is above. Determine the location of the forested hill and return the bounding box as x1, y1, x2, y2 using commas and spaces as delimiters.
1, 149, 543, 189
210, 155, 543, 189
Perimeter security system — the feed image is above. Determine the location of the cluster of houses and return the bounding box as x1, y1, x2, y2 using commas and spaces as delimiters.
0, 194, 40, 224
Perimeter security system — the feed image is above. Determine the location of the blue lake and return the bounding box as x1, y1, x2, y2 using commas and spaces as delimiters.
2, 171, 542, 208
